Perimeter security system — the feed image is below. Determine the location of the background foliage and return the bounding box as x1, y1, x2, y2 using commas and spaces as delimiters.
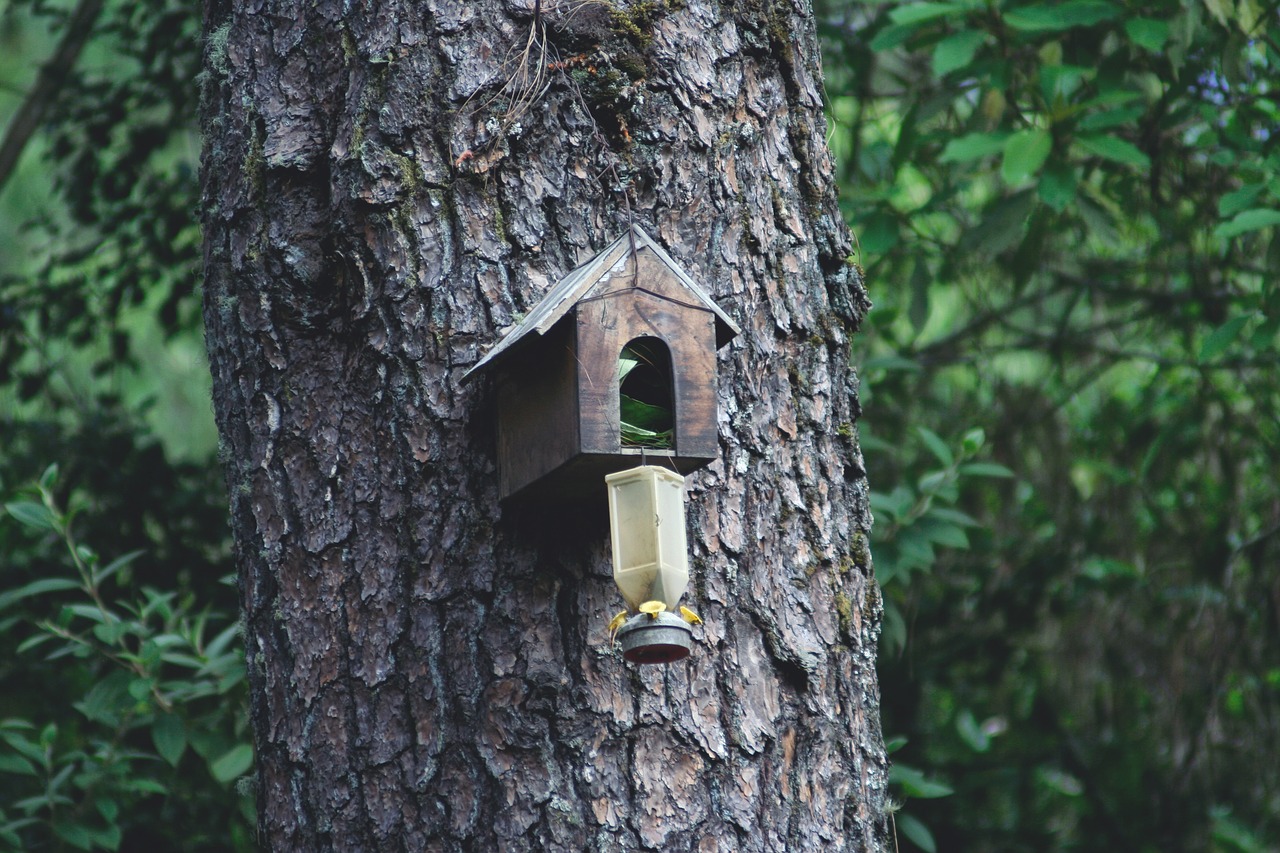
1, 0, 1277, 850
819, 0, 1279, 849
1, 0, 251, 848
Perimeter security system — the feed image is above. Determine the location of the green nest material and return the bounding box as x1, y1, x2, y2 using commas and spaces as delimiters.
617, 342, 674, 449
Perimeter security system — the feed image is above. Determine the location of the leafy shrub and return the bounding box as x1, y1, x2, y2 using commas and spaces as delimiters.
0, 467, 253, 852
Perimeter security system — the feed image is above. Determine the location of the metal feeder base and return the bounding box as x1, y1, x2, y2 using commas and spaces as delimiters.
617, 612, 693, 664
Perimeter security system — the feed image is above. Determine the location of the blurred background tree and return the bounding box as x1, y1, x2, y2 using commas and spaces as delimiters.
1, 0, 251, 848
2, 0, 1276, 849
819, 0, 1279, 850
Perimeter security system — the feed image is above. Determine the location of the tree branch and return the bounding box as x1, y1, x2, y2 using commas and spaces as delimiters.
0, 0, 105, 196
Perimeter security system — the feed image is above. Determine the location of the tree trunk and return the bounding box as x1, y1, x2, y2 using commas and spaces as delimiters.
199, 0, 888, 849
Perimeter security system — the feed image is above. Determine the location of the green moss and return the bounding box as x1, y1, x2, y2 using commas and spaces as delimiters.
491, 197, 507, 244
835, 591, 853, 637
851, 532, 871, 570
609, 11, 649, 46
788, 362, 812, 395
615, 52, 648, 81
766, 7, 794, 68
349, 64, 391, 158
862, 579, 882, 626
608, 1, 661, 46
603, 0, 684, 49
837, 421, 854, 440
241, 122, 265, 198
208, 22, 232, 78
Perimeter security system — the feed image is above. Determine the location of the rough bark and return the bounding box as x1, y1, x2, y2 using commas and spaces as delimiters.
199, 0, 888, 849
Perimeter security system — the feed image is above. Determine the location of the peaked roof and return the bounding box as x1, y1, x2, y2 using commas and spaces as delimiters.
462, 224, 741, 383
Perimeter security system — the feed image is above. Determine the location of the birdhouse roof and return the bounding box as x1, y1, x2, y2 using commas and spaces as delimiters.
462, 224, 741, 383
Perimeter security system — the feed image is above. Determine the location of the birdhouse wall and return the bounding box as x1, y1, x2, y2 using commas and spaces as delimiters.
495, 321, 580, 500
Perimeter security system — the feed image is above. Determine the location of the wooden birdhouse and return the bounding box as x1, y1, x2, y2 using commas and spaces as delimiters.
463, 224, 740, 505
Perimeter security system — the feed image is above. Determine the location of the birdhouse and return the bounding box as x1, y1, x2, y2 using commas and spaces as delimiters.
463, 225, 740, 505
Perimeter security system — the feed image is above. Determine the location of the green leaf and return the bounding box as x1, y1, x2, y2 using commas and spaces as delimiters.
939, 132, 1009, 163
1124, 17, 1168, 51
1202, 0, 1231, 25
966, 191, 1037, 256
1212, 809, 1270, 853
1002, 129, 1052, 184
932, 30, 984, 77
924, 506, 981, 527
915, 427, 954, 467
1076, 194, 1118, 243
884, 735, 908, 753
1076, 87, 1146, 111
1036, 767, 1084, 796
2, 730, 46, 764
897, 529, 937, 570
875, 550, 900, 586
95, 798, 120, 824
959, 462, 1015, 478
918, 470, 948, 495
38, 463, 59, 491
862, 354, 923, 373
209, 743, 254, 783
620, 395, 671, 433
909, 257, 931, 331
1075, 134, 1151, 168
615, 355, 640, 383
204, 622, 241, 660
881, 598, 907, 650
1199, 315, 1252, 362
82, 823, 122, 852
75, 672, 135, 726
53, 821, 96, 851
127, 677, 154, 702
152, 713, 187, 766
123, 778, 168, 795
1078, 106, 1145, 131
93, 622, 131, 645
869, 23, 920, 51
869, 490, 903, 522
956, 709, 991, 752
1252, 315, 1280, 351
1081, 557, 1141, 580
1004, 0, 1121, 31
1213, 208, 1280, 240
1218, 185, 1265, 219
0, 818, 39, 844
15, 633, 55, 654
97, 549, 145, 583
897, 813, 938, 852
63, 603, 112, 624
0, 578, 81, 612
890, 764, 955, 798
0, 752, 37, 775
3, 501, 55, 532
1040, 65, 1091, 103
889, 2, 967, 25
919, 520, 970, 549
160, 653, 208, 669
1037, 162, 1077, 211
858, 210, 899, 254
